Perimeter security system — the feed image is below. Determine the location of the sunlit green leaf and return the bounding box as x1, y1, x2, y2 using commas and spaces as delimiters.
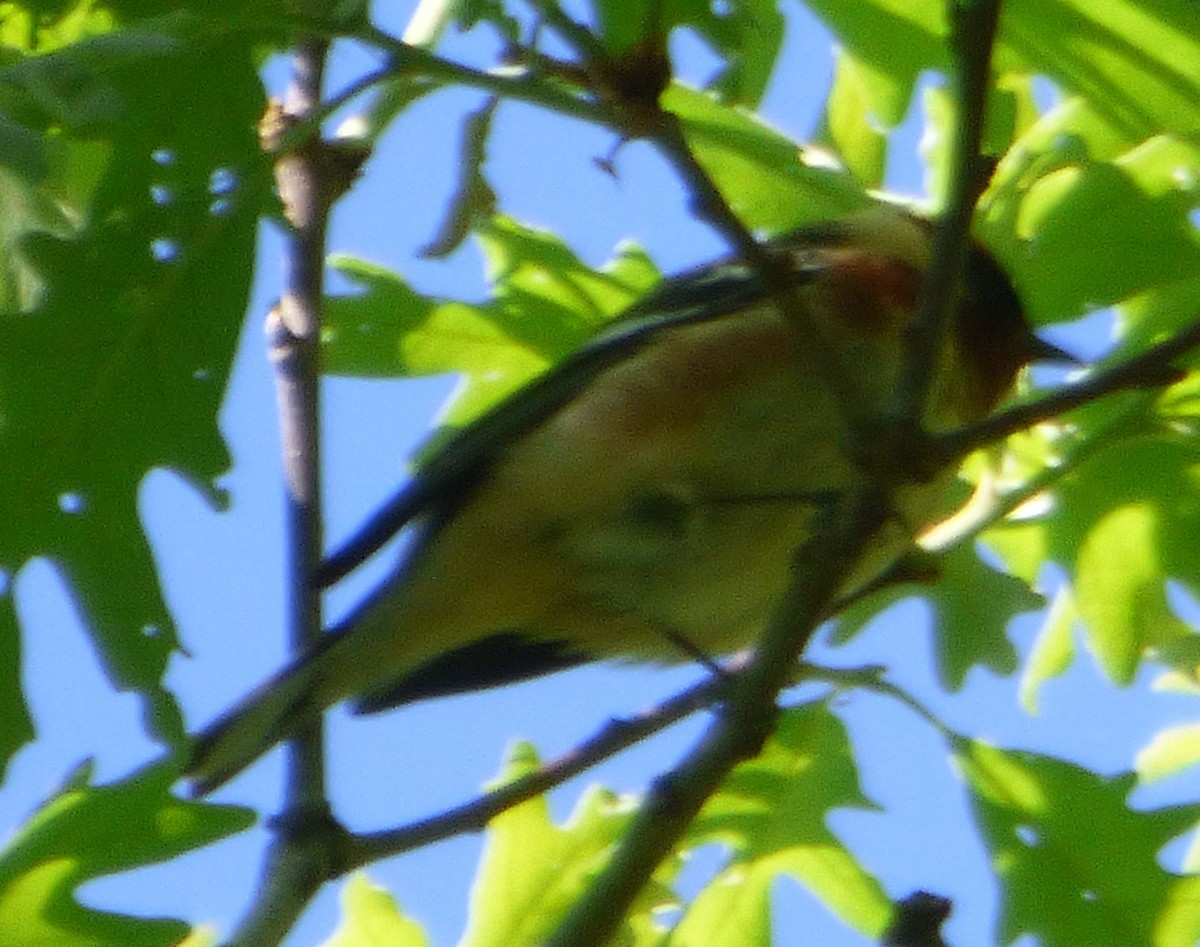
833, 542, 1038, 690
1137, 723, 1200, 785
1001, 0, 1200, 139
681, 703, 891, 942
325, 216, 659, 425
803, 0, 946, 127
1019, 586, 1078, 714
0, 763, 253, 947
322, 874, 430, 947
666, 84, 869, 235
958, 742, 1200, 947
979, 97, 1200, 325
1047, 437, 1200, 683
461, 743, 673, 947
809, 0, 1200, 144
817, 48, 887, 188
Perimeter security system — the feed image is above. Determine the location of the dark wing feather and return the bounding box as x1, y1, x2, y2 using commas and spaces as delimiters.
353, 633, 588, 711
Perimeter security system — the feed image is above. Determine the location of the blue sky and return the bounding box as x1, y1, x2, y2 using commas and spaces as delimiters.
4, 3, 1200, 946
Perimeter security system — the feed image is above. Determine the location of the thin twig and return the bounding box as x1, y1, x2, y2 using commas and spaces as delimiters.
886, 0, 1003, 431
922, 388, 1160, 555
277, 65, 394, 150
357, 24, 611, 126
343, 657, 746, 866
523, 0, 609, 61
342, 554, 986, 872
225, 32, 335, 947
934, 317, 1200, 460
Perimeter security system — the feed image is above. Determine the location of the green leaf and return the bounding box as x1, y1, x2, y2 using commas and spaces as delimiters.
592, 0, 660, 55
1045, 436, 1200, 684
1073, 502, 1190, 683
323, 255, 544, 386
1120, 273, 1200, 354
322, 874, 430, 947
681, 703, 891, 942
0, 112, 47, 179
816, 48, 888, 189
1001, 0, 1200, 139
175, 928, 218, 947
958, 742, 1200, 947
0, 1, 119, 55
419, 97, 497, 260
665, 84, 870, 235
807, 0, 1200, 144
1018, 586, 1078, 714
460, 743, 672, 947
1137, 723, 1200, 785
0, 763, 254, 947
589, 0, 783, 105
325, 216, 659, 425
0, 20, 265, 748
833, 543, 1039, 690
803, 0, 947, 128
2, 48, 129, 131
926, 543, 1038, 687
979, 96, 1200, 325
981, 319, 1200, 690
668, 0, 783, 106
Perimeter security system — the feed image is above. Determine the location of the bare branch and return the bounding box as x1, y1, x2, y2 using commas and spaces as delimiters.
226, 32, 336, 947
343, 657, 744, 867
886, 0, 1003, 431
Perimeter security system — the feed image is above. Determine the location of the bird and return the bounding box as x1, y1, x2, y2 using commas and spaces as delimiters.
186, 206, 1063, 794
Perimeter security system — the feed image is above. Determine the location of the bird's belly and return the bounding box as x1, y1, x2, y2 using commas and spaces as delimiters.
561, 494, 823, 656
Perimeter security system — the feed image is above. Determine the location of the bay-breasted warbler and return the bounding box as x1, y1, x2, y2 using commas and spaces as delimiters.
187, 207, 1062, 794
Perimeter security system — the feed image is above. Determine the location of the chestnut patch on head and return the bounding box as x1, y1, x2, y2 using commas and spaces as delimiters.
821, 248, 924, 332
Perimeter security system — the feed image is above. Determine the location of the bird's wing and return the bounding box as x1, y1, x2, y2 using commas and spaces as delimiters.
318, 251, 818, 585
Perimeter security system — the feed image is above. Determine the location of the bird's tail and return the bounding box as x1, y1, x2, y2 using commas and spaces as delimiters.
185, 633, 345, 796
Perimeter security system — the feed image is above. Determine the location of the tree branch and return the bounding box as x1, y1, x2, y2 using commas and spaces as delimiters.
357, 25, 611, 127
225, 32, 336, 947
342, 656, 747, 867
886, 0, 1003, 432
